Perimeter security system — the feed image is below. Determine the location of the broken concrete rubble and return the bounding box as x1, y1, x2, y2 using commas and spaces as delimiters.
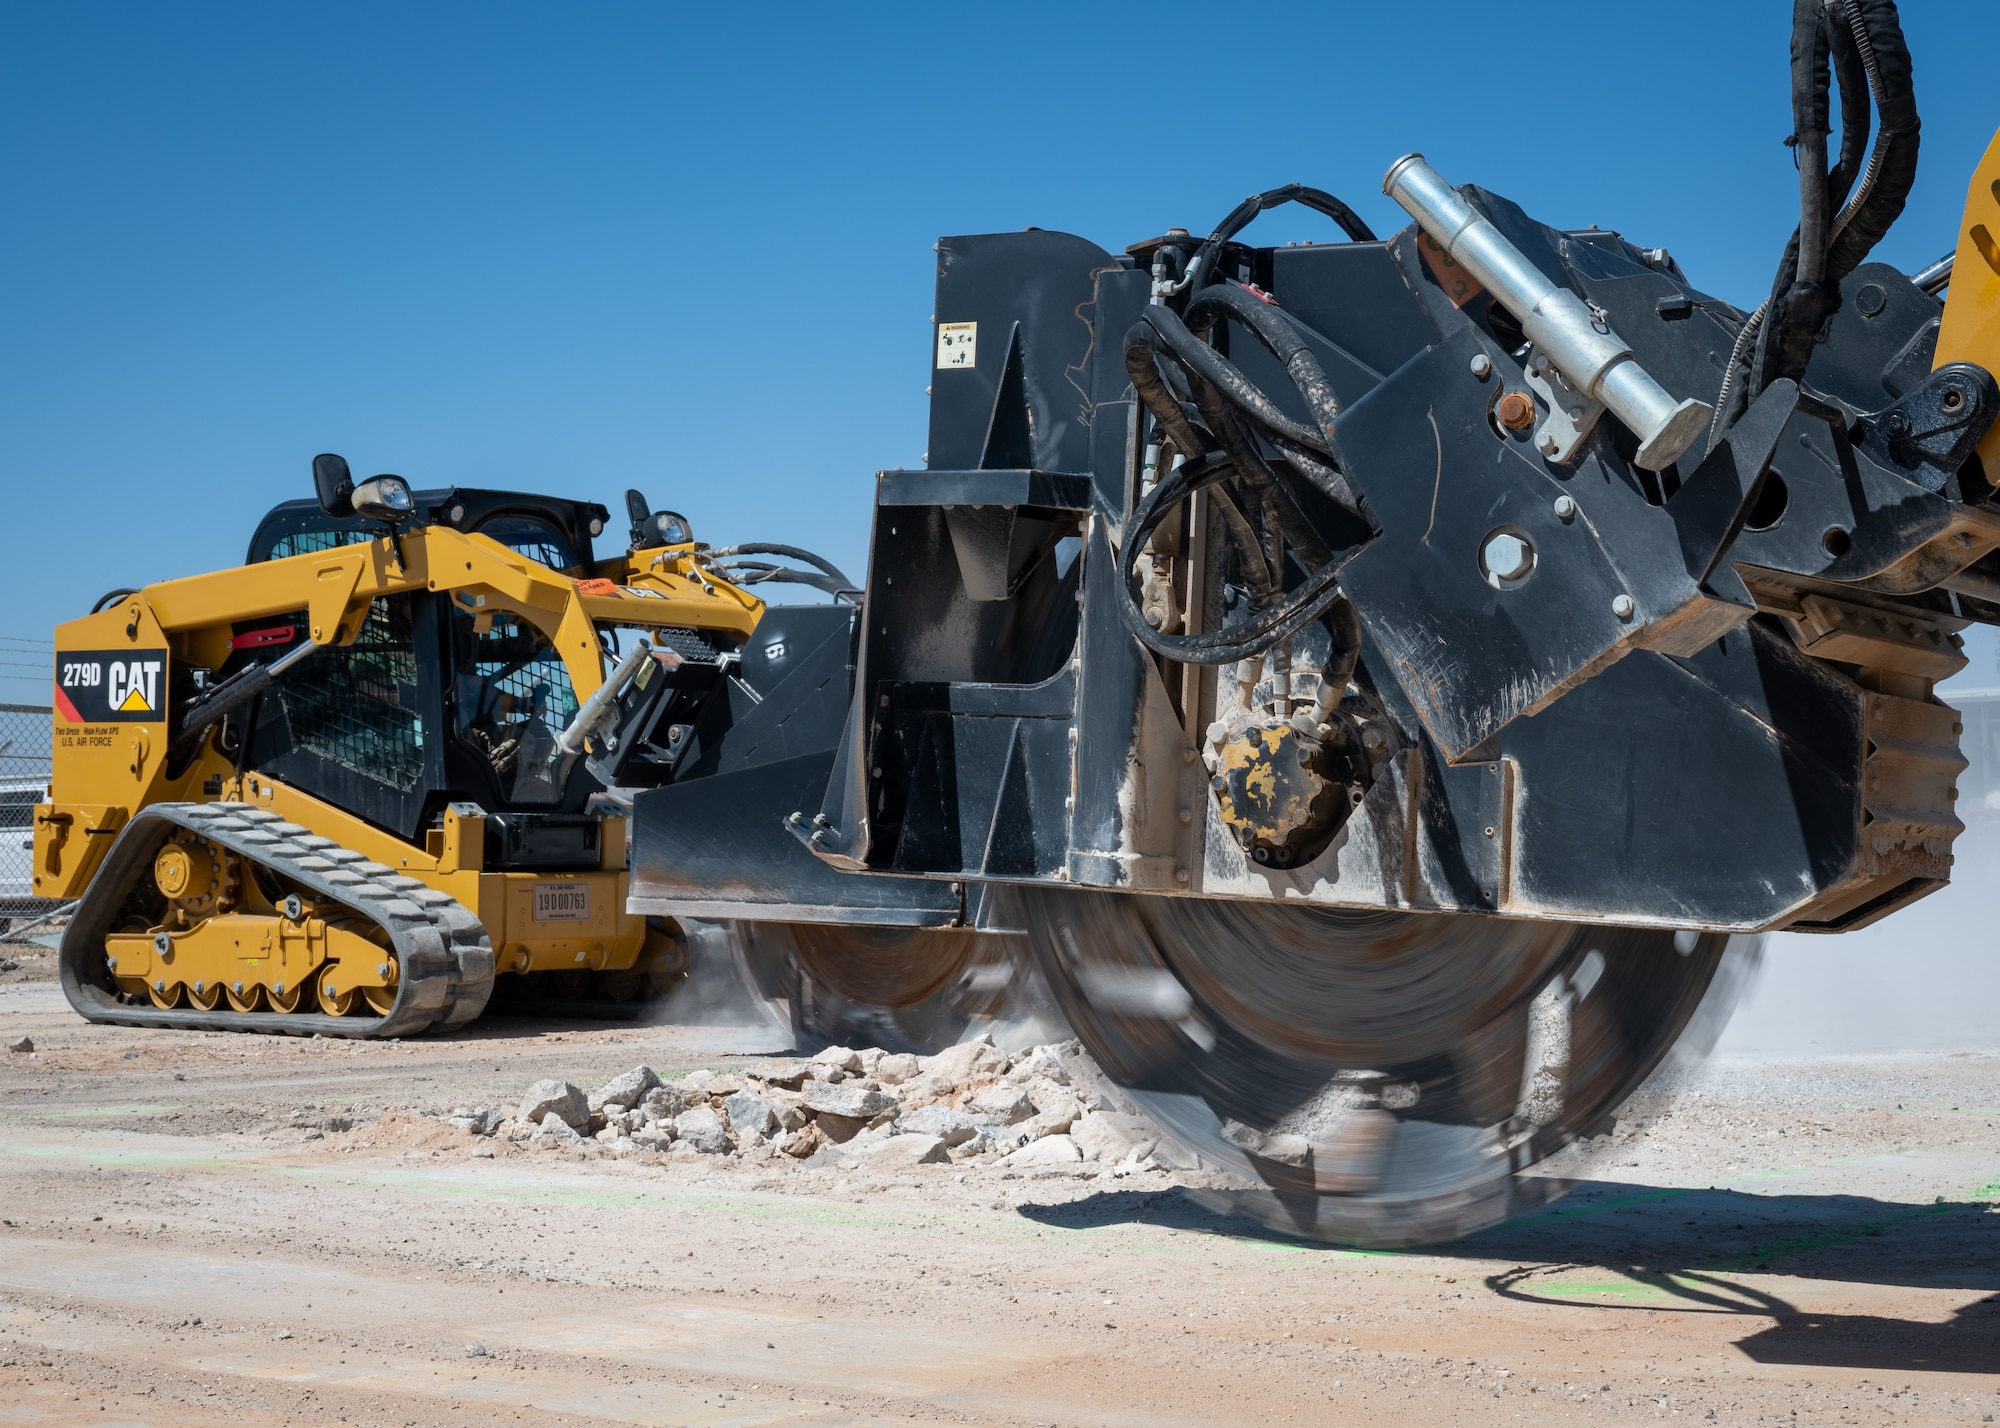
964, 1083, 1033, 1125
722, 1089, 778, 1138
588, 1065, 660, 1113
675, 1105, 732, 1154
531, 1112, 585, 1148
997, 1133, 1083, 1170
801, 1082, 899, 1121
518, 1079, 589, 1130
489, 1036, 1183, 1175
637, 1084, 685, 1121
896, 1105, 982, 1147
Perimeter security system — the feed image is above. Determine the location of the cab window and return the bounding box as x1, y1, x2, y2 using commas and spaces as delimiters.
450, 609, 580, 805
474, 516, 580, 573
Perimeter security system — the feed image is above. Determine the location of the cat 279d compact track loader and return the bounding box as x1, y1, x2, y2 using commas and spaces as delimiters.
37, 461, 852, 1036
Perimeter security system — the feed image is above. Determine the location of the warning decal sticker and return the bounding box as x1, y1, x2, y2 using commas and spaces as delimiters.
55, 650, 168, 723
936, 321, 977, 369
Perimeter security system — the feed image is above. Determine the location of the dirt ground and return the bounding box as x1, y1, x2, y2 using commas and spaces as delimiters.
1, 944, 1996, 1427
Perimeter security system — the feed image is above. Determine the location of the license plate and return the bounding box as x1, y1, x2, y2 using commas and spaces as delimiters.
532, 882, 590, 922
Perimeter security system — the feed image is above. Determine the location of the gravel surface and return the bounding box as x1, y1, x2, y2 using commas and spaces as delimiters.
1, 949, 1997, 1426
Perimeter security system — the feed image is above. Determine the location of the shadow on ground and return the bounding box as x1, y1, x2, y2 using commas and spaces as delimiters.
1015, 1178, 2000, 1375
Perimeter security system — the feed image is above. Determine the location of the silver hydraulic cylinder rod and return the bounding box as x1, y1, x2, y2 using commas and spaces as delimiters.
1383, 154, 1712, 471
553, 637, 653, 761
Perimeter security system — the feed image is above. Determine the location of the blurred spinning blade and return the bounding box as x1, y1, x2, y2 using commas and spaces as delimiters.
735, 921, 1046, 1054
1014, 887, 1736, 1247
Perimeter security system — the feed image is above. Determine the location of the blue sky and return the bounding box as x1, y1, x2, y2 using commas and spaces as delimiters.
5, 2, 2000, 699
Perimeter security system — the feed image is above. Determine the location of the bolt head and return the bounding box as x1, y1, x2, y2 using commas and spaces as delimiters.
1482, 532, 1534, 581
1553, 495, 1577, 520
1469, 353, 1493, 379
1496, 391, 1536, 431
1612, 594, 1637, 620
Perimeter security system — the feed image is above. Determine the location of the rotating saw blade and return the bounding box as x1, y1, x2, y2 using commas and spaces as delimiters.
736, 922, 1029, 1054
1014, 887, 1732, 1247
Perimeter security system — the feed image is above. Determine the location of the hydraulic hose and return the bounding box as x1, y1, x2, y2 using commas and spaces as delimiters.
1824, 0, 1919, 278
706, 542, 860, 603
1180, 184, 1376, 297
1747, 0, 1916, 401
1116, 187, 1378, 670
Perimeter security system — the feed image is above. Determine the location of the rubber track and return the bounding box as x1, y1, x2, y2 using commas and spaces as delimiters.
58, 801, 495, 1038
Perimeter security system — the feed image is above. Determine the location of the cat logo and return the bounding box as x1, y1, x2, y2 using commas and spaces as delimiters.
55, 650, 168, 724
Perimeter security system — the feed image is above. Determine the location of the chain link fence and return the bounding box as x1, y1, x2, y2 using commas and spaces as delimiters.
1, 702, 54, 936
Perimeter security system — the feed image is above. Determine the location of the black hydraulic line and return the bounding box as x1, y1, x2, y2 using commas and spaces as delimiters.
1124, 325, 1210, 460
1210, 405, 1333, 572
1752, 0, 1841, 393
1824, 0, 1919, 280
716, 562, 859, 602
1322, 594, 1362, 695
1116, 451, 1346, 666
1140, 304, 1330, 454
1117, 186, 1377, 671
1268, 430, 1368, 515
709, 541, 854, 589
1182, 183, 1377, 296
1823, 3, 1870, 220
706, 541, 860, 604
1185, 282, 1344, 439
1749, 0, 1917, 401
1183, 281, 1373, 517
90, 587, 140, 614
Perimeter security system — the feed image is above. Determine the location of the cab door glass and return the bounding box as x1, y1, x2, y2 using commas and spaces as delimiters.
451, 609, 580, 805
472, 516, 580, 573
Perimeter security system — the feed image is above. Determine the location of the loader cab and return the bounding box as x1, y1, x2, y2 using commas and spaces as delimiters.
230, 487, 617, 853
247, 487, 611, 573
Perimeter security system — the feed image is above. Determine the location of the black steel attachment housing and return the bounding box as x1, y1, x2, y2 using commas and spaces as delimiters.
631, 183, 1998, 937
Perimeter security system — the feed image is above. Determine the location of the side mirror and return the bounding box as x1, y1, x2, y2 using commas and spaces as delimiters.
313, 453, 355, 517
625, 488, 653, 550
352, 474, 415, 523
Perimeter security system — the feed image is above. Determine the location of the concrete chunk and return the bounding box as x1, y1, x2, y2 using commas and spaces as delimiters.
531, 1112, 585, 1148
674, 1105, 732, 1154
896, 1105, 982, 1147
844, 1133, 950, 1168
923, 1036, 1009, 1088
589, 1066, 660, 1113
965, 1083, 1034, 1125
1070, 1110, 1158, 1164
811, 1046, 862, 1074
637, 1084, 686, 1121
801, 1082, 899, 1120
996, 1133, 1083, 1170
723, 1090, 778, 1138
518, 1079, 589, 1130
